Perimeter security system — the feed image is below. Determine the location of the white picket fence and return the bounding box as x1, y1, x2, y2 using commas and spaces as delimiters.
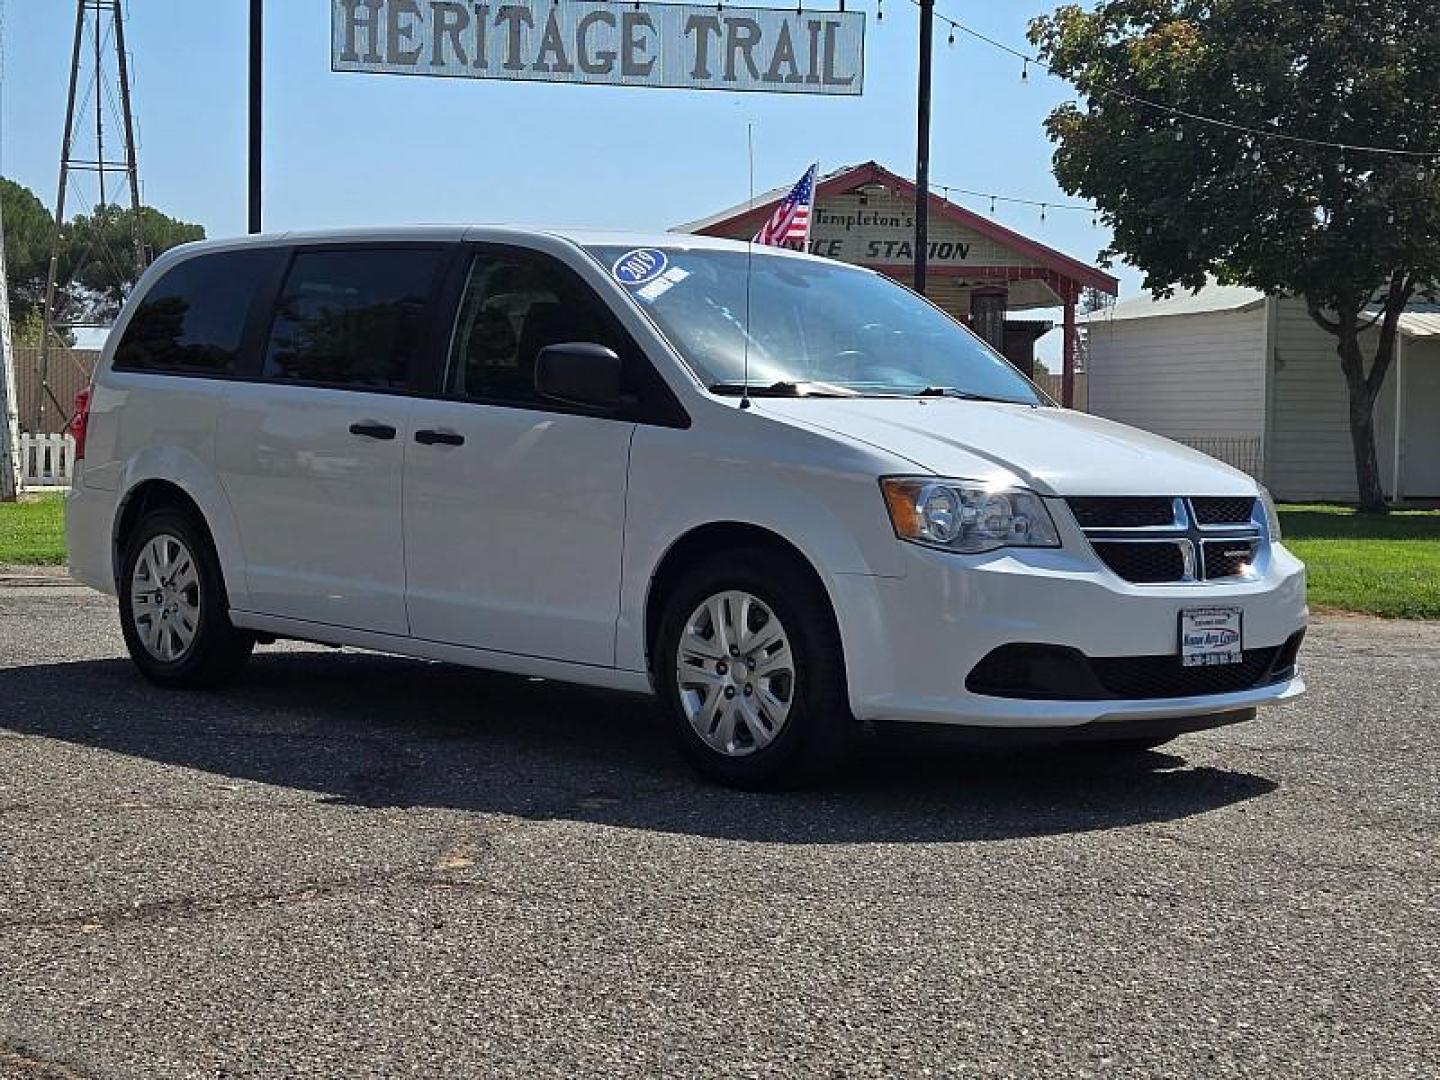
18, 433, 76, 489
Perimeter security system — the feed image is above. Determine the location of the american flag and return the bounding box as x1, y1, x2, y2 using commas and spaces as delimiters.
753, 164, 818, 248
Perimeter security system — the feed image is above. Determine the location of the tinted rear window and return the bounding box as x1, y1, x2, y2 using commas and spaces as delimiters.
262, 248, 443, 391
114, 249, 281, 374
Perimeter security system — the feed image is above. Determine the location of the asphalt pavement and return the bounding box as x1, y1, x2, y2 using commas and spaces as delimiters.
1, 584, 1436, 1078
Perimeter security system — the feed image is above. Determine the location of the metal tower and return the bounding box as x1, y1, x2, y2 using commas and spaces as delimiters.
36, 0, 145, 429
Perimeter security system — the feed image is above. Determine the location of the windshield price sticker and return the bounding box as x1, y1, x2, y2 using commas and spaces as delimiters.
636, 266, 691, 303
1180, 607, 1244, 668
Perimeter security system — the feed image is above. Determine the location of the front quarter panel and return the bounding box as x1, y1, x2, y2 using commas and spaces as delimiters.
616, 403, 912, 674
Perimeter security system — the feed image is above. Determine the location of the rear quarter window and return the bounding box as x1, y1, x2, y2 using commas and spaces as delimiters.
114, 249, 282, 375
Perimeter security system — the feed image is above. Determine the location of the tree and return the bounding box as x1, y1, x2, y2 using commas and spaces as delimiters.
60, 203, 204, 325
1029, 1, 1440, 511
2, 178, 203, 332
1, 179, 56, 331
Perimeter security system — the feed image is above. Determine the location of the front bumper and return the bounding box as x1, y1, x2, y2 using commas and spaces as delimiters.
832, 535, 1308, 729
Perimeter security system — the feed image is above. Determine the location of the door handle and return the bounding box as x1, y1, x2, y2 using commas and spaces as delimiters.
415, 429, 466, 447
349, 422, 397, 441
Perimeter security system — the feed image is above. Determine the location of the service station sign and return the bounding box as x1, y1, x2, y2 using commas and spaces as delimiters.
332, 1, 865, 95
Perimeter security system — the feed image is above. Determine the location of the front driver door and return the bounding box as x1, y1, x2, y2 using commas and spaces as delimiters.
403, 245, 651, 666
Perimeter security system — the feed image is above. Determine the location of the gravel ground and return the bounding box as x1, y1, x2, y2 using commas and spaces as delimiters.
0, 585, 1436, 1078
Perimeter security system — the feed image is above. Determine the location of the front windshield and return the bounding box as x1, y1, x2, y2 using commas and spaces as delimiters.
587, 245, 1045, 404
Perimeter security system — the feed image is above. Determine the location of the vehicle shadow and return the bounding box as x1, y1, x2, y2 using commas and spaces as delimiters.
0, 648, 1278, 844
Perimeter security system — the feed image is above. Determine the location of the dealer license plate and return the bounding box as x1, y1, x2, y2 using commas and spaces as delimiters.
1179, 607, 1244, 667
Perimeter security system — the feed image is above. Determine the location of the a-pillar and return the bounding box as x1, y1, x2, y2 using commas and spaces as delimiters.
1061, 284, 1079, 409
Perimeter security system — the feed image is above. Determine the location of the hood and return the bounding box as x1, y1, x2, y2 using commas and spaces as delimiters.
753, 398, 1259, 497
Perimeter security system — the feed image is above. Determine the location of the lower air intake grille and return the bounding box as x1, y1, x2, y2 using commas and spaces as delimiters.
966, 631, 1305, 701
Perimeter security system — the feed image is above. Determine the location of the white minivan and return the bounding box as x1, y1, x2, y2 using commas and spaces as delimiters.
67, 228, 1307, 787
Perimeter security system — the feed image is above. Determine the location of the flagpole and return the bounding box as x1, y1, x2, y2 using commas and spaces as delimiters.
914, 0, 934, 295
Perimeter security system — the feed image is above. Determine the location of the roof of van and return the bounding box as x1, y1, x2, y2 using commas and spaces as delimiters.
164, 226, 837, 263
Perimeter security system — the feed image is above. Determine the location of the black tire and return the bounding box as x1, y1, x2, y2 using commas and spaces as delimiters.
118, 506, 254, 689
655, 547, 857, 790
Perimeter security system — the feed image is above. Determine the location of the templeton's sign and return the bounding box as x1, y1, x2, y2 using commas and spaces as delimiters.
331, 1, 866, 95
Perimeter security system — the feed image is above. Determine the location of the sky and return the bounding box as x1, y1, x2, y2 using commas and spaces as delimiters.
2, 1, 1143, 358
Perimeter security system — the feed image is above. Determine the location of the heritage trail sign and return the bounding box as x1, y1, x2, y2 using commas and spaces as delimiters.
332, 1, 865, 95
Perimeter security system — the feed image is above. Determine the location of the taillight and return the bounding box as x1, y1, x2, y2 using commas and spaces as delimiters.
68, 387, 92, 460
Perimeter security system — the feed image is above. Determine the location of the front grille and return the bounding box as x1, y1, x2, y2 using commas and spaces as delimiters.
966, 631, 1304, 701
1192, 497, 1257, 526
1068, 495, 1266, 585
1068, 496, 1175, 529
1093, 541, 1187, 584
1202, 539, 1259, 580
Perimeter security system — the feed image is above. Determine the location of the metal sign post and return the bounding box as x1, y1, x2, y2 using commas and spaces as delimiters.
249, 0, 262, 234
913, 0, 933, 295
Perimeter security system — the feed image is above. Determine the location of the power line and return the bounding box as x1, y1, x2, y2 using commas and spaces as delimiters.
910, 0, 1440, 161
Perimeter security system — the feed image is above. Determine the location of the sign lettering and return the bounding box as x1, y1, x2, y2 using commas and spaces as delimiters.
332, 1, 865, 95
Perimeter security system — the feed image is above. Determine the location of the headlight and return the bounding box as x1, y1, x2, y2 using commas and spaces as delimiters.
1259, 486, 1283, 541
880, 478, 1061, 553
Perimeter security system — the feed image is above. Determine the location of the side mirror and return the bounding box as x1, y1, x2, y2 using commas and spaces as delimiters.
534, 343, 627, 409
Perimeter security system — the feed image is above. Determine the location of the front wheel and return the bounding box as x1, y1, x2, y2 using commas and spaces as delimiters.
655, 549, 857, 789
118, 508, 254, 689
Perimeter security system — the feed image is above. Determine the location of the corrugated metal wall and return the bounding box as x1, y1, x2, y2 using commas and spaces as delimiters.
10, 347, 100, 433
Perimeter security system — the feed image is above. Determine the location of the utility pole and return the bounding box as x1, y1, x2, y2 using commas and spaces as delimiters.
0, 186, 20, 502
249, 0, 262, 233
914, 0, 934, 295
37, 0, 145, 432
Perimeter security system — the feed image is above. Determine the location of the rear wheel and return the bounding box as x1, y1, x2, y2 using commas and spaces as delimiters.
118, 508, 254, 688
655, 549, 856, 789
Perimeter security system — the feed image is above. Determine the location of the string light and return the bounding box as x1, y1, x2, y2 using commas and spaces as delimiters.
909, 0, 1440, 161
939, 184, 1094, 215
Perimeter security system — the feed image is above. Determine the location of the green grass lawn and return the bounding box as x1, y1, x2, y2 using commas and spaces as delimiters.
2, 492, 1436, 617
0, 493, 67, 566
1278, 504, 1440, 620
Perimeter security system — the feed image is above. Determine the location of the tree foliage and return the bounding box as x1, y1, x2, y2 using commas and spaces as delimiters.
1029, 0, 1440, 509
2, 178, 203, 335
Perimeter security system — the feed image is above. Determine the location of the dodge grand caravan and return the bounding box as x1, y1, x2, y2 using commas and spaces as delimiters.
66, 228, 1307, 787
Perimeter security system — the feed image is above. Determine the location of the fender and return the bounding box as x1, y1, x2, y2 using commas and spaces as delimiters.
116, 444, 251, 611
615, 410, 914, 674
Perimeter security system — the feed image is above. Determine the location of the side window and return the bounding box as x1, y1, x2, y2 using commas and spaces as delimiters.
114, 249, 281, 375
446, 251, 623, 406
262, 248, 442, 390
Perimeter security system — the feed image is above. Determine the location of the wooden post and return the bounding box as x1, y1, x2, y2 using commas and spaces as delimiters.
1062, 286, 1078, 409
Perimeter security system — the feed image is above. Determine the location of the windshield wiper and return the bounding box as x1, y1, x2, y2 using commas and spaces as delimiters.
913, 386, 1029, 404
709, 380, 860, 399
